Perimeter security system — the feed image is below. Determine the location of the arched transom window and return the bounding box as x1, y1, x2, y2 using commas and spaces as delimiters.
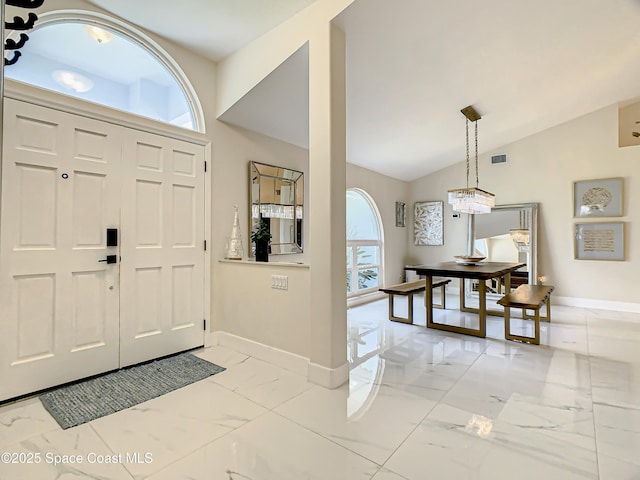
4, 12, 203, 131
346, 188, 384, 297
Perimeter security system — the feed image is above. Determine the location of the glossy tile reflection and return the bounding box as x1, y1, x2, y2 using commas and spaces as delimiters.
0, 294, 638, 479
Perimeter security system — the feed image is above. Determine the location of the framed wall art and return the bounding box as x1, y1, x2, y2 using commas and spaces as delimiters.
395, 202, 406, 227
414, 201, 443, 246
574, 222, 625, 261
573, 177, 623, 217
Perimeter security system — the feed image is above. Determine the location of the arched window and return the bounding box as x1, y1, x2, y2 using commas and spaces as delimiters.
4, 11, 204, 132
346, 188, 384, 297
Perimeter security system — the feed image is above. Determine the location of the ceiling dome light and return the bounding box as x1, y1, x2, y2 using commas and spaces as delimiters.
51, 70, 94, 93
85, 25, 113, 44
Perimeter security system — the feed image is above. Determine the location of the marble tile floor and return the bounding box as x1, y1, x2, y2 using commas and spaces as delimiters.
0, 294, 639, 479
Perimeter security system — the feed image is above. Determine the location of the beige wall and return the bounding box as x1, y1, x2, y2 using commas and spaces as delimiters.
347, 163, 410, 287
409, 104, 640, 308
407, 166, 469, 270
211, 122, 311, 356
215, 262, 310, 358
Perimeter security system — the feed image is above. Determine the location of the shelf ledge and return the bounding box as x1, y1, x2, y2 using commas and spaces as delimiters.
219, 259, 310, 268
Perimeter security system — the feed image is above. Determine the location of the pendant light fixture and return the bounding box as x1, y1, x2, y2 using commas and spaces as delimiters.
447, 106, 495, 214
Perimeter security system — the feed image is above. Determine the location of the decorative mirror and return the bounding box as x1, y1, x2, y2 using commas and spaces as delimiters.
249, 161, 303, 256
470, 203, 538, 286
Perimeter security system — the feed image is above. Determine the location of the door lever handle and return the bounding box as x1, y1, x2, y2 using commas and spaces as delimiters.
98, 255, 118, 264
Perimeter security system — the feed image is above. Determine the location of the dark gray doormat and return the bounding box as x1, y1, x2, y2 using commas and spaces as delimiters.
40, 352, 225, 429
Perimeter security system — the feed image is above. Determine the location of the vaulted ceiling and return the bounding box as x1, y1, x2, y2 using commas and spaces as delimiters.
86, 0, 640, 181
86, 0, 318, 61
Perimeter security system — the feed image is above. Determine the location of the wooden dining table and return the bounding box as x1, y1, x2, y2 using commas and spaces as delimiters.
405, 261, 526, 338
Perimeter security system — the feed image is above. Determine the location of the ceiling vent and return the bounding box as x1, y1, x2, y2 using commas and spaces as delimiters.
491, 153, 507, 164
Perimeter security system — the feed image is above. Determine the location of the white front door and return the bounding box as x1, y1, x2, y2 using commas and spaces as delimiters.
0, 99, 122, 400
0, 99, 206, 401
119, 129, 205, 367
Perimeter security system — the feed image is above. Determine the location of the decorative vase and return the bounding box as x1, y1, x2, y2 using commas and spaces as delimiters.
225, 205, 244, 260
255, 240, 269, 262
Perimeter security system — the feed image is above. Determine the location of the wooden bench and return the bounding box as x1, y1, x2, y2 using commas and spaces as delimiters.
497, 284, 555, 345
379, 278, 450, 324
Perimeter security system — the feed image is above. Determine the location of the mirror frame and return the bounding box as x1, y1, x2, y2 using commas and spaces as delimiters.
249, 161, 304, 256
468, 202, 539, 285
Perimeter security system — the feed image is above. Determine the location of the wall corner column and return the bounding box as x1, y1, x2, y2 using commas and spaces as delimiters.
308, 22, 348, 388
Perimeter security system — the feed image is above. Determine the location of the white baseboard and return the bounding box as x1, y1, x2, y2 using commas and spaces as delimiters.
209, 331, 349, 388
211, 332, 308, 376
347, 291, 385, 308
308, 361, 349, 389
554, 296, 640, 314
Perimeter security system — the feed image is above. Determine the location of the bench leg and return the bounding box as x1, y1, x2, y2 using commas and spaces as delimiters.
504, 305, 512, 341
505, 306, 540, 345
523, 297, 552, 322
388, 293, 413, 324
544, 297, 551, 323
433, 284, 446, 309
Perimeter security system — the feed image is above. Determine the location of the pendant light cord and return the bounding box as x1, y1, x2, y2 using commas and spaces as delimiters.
465, 118, 480, 188
465, 118, 470, 188
475, 120, 479, 188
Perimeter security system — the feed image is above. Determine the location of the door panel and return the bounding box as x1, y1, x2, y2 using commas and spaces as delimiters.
14, 273, 55, 363
16, 164, 57, 248
119, 130, 205, 367
0, 99, 122, 400
72, 171, 108, 248
71, 270, 109, 352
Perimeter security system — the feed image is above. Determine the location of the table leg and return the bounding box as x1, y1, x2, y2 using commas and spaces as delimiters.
407, 293, 414, 323
503, 272, 512, 294
500, 272, 512, 340
504, 294, 511, 341
478, 279, 487, 337
461, 274, 513, 318
459, 278, 466, 311
425, 275, 434, 328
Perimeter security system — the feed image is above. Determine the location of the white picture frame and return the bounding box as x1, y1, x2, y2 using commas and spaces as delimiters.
414, 201, 443, 246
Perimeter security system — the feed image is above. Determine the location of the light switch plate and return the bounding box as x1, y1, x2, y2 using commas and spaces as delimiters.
271, 275, 288, 290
